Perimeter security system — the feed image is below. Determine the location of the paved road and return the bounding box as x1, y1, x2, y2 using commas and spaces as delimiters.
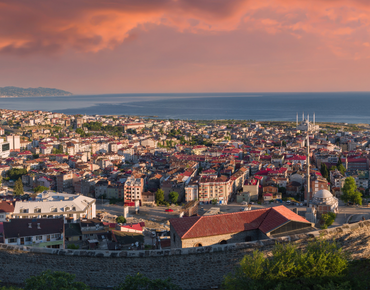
97, 201, 370, 227
96, 203, 181, 221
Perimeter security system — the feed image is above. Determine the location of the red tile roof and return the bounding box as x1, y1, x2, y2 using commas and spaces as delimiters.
0, 201, 14, 213
170, 206, 310, 239
259, 206, 309, 234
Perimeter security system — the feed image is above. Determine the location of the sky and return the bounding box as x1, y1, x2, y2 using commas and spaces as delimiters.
0, 0, 370, 94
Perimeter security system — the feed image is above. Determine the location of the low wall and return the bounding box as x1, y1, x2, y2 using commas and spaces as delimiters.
1, 221, 370, 289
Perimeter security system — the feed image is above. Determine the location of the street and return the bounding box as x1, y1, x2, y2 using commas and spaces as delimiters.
97, 200, 370, 229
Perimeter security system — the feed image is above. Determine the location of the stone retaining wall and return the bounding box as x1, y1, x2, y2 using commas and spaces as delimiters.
1, 221, 370, 289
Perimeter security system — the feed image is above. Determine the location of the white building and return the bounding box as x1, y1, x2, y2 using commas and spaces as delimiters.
3, 218, 64, 248
0, 138, 10, 158
6, 135, 20, 150
12, 191, 96, 223
296, 113, 320, 132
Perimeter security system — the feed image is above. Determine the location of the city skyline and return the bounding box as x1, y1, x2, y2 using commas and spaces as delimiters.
0, 0, 369, 94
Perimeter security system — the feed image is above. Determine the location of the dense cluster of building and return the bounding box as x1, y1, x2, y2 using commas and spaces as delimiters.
0, 109, 369, 249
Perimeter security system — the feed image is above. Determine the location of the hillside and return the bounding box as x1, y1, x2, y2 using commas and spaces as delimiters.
0, 86, 72, 97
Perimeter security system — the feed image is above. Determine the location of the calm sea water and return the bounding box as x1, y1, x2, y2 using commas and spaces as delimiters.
0, 92, 369, 123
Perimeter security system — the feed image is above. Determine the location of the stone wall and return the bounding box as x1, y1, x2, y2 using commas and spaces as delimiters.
179, 229, 268, 249
1, 221, 370, 290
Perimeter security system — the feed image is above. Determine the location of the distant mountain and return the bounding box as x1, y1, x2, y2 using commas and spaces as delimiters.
0, 86, 73, 97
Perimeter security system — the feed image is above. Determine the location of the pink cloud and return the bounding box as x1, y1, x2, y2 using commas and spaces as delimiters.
0, 0, 369, 59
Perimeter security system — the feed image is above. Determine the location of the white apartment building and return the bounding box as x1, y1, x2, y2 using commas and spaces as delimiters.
6, 135, 20, 150
0, 138, 10, 158
3, 218, 64, 248
124, 176, 144, 202
12, 191, 96, 223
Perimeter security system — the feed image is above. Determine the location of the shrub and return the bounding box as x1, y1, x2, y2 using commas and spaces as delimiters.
223, 239, 349, 290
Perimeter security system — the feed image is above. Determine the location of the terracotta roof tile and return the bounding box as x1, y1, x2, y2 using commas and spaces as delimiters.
170, 206, 310, 239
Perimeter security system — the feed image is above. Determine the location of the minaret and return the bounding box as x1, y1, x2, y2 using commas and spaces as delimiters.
306, 133, 310, 206
307, 114, 309, 123
313, 113, 315, 126
296, 113, 298, 126
302, 112, 304, 122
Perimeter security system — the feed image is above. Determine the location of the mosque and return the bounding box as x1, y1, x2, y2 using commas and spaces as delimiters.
303, 131, 338, 223
296, 112, 320, 132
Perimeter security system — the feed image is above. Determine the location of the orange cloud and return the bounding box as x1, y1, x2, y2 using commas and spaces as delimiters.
0, 0, 369, 58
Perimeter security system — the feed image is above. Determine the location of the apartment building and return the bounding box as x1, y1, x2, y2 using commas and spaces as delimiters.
0, 138, 10, 158
12, 191, 96, 223
198, 176, 232, 205
3, 218, 65, 249
124, 176, 144, 202
305, 174, 329, 201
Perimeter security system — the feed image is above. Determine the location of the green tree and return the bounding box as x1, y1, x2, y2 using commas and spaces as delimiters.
7, 168, 28, 180
34, 185, 49, 193
14, 178, 24, 196
341, 177, 362, 205
24, 270, 89, 290
76, 128, 85, 136
321, 212, 336, 229
337, 164, 346, 175
330, 166, 337, 172
337, 157, 343, 167
223, 239, 349, 290
115, 273, 180, 290
155, 189, 165, 205
169, 191, 179, 204
320, 163, 329, 179
0, 175, 2, 185
116, 216, 126, 224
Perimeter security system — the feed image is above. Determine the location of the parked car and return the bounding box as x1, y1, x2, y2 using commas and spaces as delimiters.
165, 209, 174, 212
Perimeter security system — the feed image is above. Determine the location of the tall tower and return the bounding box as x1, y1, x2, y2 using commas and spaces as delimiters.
313, 113, 315, 126
307, 114, 309, 123
302, 112, 304, 122
296, 113, 298, 126
306, 133, 310, 205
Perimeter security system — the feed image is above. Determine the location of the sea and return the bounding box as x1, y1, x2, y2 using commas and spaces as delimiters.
0, 92, 370, 124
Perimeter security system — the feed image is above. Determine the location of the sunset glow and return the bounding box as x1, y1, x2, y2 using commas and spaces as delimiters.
1, 0, 369, 93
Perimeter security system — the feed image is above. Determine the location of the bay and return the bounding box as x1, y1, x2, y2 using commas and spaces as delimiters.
0, 92, 369, 123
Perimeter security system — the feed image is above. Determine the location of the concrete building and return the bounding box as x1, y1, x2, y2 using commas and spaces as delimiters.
0, 138, 10, 158
12, 191, 96, 223
305, 174, 329, 201
198, 176, 232, 205
2, 218, 65, 249
6, 135, 20, 151
242, 178, 259, 201
124, 176, 144, 202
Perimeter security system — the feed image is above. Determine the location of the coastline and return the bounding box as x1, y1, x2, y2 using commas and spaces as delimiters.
0, 95, 72, 98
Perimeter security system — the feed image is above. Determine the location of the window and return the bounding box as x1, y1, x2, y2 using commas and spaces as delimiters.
8, 238, 16, 243
36, 236, 42, 240
25, 237, 32, 242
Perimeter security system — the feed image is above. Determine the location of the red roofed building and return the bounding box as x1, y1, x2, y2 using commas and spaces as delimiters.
170, 205, 313, 248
